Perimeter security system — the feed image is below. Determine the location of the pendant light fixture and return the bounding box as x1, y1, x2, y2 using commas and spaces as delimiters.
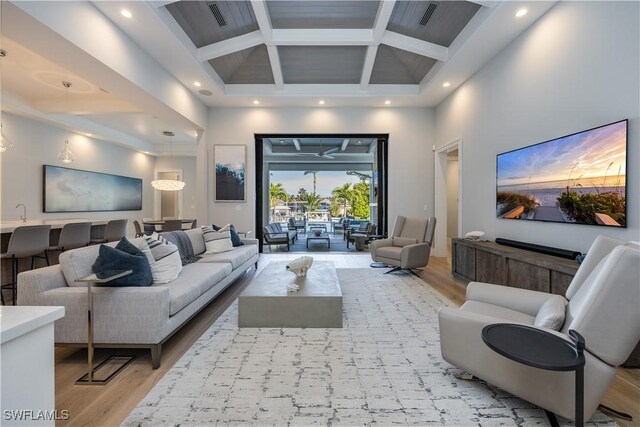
57, 81, 75, 164
151, 131, 185, 191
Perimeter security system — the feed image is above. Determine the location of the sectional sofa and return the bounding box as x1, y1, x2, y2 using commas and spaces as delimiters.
17, 228, 259, 368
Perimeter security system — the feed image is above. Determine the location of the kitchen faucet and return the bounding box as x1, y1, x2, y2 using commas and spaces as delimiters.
16, 204, 27, 223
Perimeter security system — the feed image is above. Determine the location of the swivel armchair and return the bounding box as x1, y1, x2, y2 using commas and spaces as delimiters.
438, 235, 640, 422
370, 216, 436, 275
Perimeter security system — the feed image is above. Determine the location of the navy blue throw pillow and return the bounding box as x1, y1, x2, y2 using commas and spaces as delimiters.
229, 225, 244, 247
92, 243, 153, 287
115, 237, 142, 255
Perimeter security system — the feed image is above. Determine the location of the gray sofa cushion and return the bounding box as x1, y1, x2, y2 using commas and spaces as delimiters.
184, 228, 206, 255
198, 245, 258, 269
163, 263, 232, 315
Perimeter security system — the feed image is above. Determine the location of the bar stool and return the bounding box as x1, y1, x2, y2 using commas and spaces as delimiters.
90, 219, 128, 244
133, 220, 145, 238
162, 219, 182, 232
46, 222, 91, 263
0, 225, 51, 305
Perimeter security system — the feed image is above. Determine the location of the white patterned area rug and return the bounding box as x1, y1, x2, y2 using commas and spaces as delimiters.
124, 269, 615, 427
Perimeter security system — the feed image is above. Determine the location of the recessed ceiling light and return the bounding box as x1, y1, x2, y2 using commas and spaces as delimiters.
198, 89, 213, 96
357, 140, 363, 144
120, 9, 132, 18
318, 100, 325, 105
384, 100, 391, 105
279, 140, 285, 144
443, 82, 451, 88
253, 100, 260, 105
193, 81, 201, 87
515, 8, 527, 17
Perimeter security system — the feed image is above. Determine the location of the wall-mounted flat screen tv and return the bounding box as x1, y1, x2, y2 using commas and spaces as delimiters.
496, 119, 627, 227
43, 165, 142, 212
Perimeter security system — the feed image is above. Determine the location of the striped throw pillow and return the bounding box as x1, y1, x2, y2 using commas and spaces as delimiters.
202, 226, 233, 254
137, 234, 182, 284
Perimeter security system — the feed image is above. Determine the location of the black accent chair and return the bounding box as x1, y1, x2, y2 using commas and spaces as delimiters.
347, 223, 377, 249
263, 224, 291, 251
289, 217, 306, 233
345, 221, 369, 241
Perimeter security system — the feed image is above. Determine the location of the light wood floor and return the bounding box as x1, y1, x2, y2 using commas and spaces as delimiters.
53, 254, 639, 426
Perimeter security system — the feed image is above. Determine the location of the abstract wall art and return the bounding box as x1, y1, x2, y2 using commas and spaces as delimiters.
43, 165, 142, 212
214, 145, 246, 202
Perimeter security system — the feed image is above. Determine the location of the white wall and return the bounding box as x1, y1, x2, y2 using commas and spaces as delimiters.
446, 157, 459, 238
201, 107, 436, 233
154, 156, 198, 220
435, 1, 640, 252
0, 113, 155, 235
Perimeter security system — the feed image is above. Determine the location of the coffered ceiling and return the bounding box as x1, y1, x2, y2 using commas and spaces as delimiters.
2, 0, 558, 153
166, 0, 480, 87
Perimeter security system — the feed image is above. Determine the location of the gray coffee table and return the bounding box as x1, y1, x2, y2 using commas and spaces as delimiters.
238, 261, 342, 328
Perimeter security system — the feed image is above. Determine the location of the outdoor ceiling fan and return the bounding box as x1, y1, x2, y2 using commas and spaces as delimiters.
293, 147, 339, 159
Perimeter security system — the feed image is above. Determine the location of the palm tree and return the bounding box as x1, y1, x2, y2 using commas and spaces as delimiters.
269, 182, 286, 214
304, 170, 318, 195
332, 183, 352, 217
306, 193, 320, 211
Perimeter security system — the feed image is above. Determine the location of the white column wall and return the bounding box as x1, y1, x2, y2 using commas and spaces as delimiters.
201, 107, 436, 234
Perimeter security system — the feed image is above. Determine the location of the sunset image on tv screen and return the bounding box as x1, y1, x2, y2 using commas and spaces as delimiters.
497, 120, 627, 227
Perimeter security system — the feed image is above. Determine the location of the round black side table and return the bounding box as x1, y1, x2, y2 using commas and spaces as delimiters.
481, 324, 586, 427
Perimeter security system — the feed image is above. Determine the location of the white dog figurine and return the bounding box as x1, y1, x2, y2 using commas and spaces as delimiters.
286, 256, 314, 277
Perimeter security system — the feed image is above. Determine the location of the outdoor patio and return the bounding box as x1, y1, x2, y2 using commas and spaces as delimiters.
262, 225, 371, 254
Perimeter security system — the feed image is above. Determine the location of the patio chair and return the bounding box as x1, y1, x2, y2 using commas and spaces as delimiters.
345, 221, 369, 241
347, 223, 377, 249
263, 224, 291, 251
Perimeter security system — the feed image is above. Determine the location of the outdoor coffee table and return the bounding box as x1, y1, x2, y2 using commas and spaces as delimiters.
238, 261, 342, 328
307, 232, 330, 248
308, 224, 328, 233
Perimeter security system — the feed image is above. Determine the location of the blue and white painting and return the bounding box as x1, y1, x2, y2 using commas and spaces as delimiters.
214, 145, 245, 202
44, 165, 142, 212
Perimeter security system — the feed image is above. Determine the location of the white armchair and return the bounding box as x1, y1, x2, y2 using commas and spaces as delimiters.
438, 235, 640, 422
370, 216, 436, 275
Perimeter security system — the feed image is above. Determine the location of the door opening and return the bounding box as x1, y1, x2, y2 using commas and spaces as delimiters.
434, 139, 463, 258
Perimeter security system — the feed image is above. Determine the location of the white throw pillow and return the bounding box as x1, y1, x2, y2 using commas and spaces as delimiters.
534, 295, 567, 331
202, 226, 233, 254
136, 235, 182, 284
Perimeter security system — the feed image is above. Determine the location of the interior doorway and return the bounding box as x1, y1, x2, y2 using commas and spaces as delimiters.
434, 139, 463, 258
154, 169, 184, 219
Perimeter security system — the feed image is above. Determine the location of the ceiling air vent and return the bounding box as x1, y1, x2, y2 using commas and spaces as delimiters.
208, 2, 227, 27
419, 2, 438, 26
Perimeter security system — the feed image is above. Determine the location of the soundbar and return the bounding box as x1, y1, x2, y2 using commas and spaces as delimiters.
495, 238, 581, 260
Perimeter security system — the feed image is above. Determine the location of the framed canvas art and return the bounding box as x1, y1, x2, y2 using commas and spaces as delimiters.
214, 145, 246, 202
43, 165, 142, 212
